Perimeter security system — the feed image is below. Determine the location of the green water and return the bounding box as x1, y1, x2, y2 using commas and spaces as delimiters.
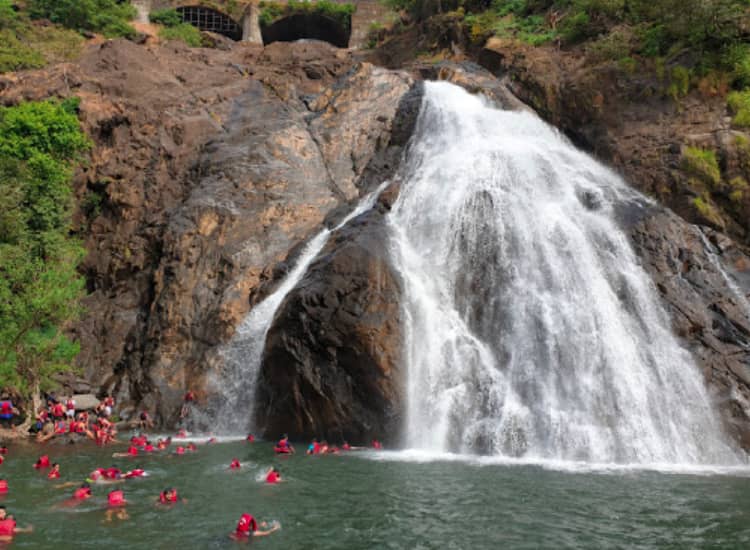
2, 438, 750, 549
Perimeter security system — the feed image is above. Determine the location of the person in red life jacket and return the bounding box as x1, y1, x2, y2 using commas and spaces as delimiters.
124, 467, 146, 479
207, 437, 217, 444
229, 458, 241, 470
156, 438, 168, 450
54, 420, 68, 435
51, 401, 65, 420
65, 397, 76, 419
47, 463, 61, 480
180, 390, 196, 419
275, 434, 294, 454
73, 483, 92, 500
319, 441, 330, 454
246, 434, 255, 443
156, 487, 185, 505
0, 455, 4, 467
229, 513, 280, 540
372, 439, 383, 449
175, 446, 186, 455
128, 445, 138, 456
103, 466, 122, 480
265, 467, 281, 484
0, 479, 7, 494
187, 442, 197, 452
0, 447, 8, 455
176, 429, 187, 438
34, 455, 51, 469
342, 441, 352, 451
144, 442, 155, 452
0, 399, 16, 430
104, 489, 129, 522
0, 506, 33, 542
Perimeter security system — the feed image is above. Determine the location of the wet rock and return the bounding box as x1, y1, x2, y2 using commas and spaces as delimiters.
630, 209, 750, 450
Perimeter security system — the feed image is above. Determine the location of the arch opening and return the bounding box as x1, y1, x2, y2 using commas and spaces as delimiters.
261, 13, 350, 48
175, 6, 243, 41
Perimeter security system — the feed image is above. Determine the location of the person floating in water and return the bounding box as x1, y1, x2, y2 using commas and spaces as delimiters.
73, 483, 92, 500
371, 439, 383, 449
124, 467, 146, 479
47, 463, 61, 480
230, 513, 280, 540
175, 446, 186, 455
306, 438, 320, 455
265, 467, 281, 484
246, 434, 255, 443
274, 434, 294, 454
0, 479, 7, 494
229, 458, 241, 470
104, 489, 129, 522
157, 487, 186, 505
0, 506, 32, 542
187, 442, 197, 452
33, 455, 51, 469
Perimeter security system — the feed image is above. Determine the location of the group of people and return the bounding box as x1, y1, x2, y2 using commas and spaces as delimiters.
32, 394, 119, 445
0, 413, 387, 543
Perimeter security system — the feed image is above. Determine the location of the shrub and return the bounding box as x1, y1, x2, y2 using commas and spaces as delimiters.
682, 146, 721, 186
28, 0, 136, 37
667, 66, 691, 100
149, 8, 182, 28
259, 0, 356, 28
159, 23, 203, 47
727, 90, 750, 127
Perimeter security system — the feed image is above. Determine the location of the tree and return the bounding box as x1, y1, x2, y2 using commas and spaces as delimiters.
0, 99, 88, 425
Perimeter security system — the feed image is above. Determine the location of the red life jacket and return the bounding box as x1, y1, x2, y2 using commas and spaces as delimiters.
105, 467, 121, 479
230, 459, 240, 469
144, 444, 154, 452
266, 471, 279, 484
342, 443, 351, 450
35, 455, 50, 469
159, 491, 177, 503
74, 487, 91, 499
175, 447, 185, 455
0, 518, 16, 536
0, 402, 11, 415
108, 490, 125, 506
48, 469, 60, 479
0, 480, 8, 493
53, 404, 64, 417
246, 434, 255, 442
55, 421, 67, 434
127, 446, 138, 456
235, 513, 257, 536
66, 400, 75, 410
125, 469, 144, 479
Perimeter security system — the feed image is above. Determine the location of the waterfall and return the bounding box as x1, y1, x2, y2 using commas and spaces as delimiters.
211, 183, 388, 434
389, 81, 741, 464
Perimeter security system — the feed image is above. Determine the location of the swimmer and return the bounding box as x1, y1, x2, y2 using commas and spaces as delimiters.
187, 443, 197, 452
0, 506, 33, 542
175, 446, 186, 455
230, 513, 279, 540
0, 479, 7, 494
33, 455, 51, 469
371, 439, 383, 449
265, 467, 281, 484
306, 438, 320, 455
156, 439, 168, 450
73, 483, 93, 500
342, 441, 351, 451
157, 487, 186, 505
275, 434, 294, 454
124, 467, 146, 479
246, 434, 255, 443
104, 489, 129, 522
229, 458, 241, 470
47, 463, 61, 480
176, 429, 187, 438
0, 447, 7, 455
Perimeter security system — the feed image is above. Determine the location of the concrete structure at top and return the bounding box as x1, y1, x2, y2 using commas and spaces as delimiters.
139, 0, 391, 48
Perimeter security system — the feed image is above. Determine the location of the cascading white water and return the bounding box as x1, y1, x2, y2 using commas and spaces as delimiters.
211, 183, 388, 433
389, 81, 742, 464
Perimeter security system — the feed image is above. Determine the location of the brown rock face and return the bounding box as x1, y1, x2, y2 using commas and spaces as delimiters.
629, 208, 750, 451
256, 197, 403, 443
0, 38, 414, 425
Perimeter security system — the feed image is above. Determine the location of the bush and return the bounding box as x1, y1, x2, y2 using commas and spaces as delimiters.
28, 0, 136, 37
149, 8, 182, 28
667, 65, 691, 100
159, 23, 203, 47
727, 90, 750, 127
682, 146, 721, 186
260, 0, 356, 28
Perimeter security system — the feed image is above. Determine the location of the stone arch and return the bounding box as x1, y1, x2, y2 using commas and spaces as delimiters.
261, 13, 350, 48
175, 5, 243, 41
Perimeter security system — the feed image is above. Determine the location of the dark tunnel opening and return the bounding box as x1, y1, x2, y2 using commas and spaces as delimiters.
261, 14, 350, 48
176, 6, 243, 41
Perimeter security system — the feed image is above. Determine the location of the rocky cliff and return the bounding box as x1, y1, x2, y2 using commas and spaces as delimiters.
2, 33, 749, 450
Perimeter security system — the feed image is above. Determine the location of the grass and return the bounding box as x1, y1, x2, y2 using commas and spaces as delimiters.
159, 23, 203, 47
682, 147, 721, 186
728, 90, 750, 127
0, 19, 83, 74
259, 0, 356, 29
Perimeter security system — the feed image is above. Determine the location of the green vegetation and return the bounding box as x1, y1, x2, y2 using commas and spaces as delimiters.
0, 98, 89, 407
28, 0, 137, 38
149, 8, 182, 28
259, 0, 356, 29
0, 0, 84, 74
728, 90, 750, 127
159, 23, 204, 47
682, 147, 721, 186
